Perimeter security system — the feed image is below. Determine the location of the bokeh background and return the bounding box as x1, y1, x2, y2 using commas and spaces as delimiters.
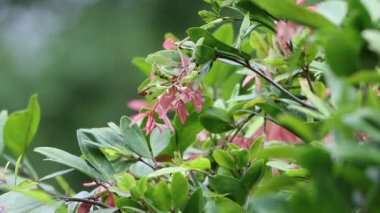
0, 0, 206, 190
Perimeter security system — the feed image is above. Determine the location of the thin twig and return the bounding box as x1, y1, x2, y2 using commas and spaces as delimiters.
302, 64, 315, 93
60, 196, 111, 209
229, 113, 256, 143
218, 54, 316, 110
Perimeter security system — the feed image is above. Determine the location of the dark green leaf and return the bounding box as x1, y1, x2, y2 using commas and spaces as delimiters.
199, 107, 234, 133
77, 130, 115, 181
241, 159, 264, 189
235, 0, 276, 31
4, 94, 40, 157
183, 188, 204, 213
193, 44, 216, 65
186, 27, 250, 60
209, 175, 247, 205
232, 149, 249, 168
120, 116, 152, 158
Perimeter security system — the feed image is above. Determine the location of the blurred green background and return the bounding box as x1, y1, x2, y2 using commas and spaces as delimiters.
0, 0, 206, 190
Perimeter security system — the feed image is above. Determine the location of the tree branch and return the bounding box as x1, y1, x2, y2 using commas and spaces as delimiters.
217, 54, 316, 110
60, 196, 111, 209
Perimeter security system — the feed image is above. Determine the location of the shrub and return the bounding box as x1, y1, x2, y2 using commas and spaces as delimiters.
1, 0, 380, 212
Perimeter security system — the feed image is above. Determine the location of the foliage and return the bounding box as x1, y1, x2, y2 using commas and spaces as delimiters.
1, 0, 380, 212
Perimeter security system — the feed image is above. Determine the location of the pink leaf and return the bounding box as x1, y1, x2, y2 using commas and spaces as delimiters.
130, 112, 149, 126
163, 38, 176, 50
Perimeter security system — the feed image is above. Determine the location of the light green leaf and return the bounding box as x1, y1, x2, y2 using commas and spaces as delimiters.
4, 94, 40, 157
181, 158, 211, 171
171, 172, 189, 209
362, 29, 380, 55
299, 78, 331, 117
115, 173, 136, 191
0, 110, 7, 154
148, 167, 188, 178
132, 57, 151, 76
213, 150, 236, 170
316, 0, 347, 26
152, 181, 172, 211
205, 196, 245, 213
120, 116, 152, 159
252, 0, 336, 29
249, 135, 264, 161
34, 147, 101, 179
150, 127, 171, 157
77, 130, 115, 181
39, 169, 74, 181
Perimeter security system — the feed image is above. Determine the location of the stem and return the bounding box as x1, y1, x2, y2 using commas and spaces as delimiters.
229, 113, 255, 143
60, 196, 112, 209
302, 65, 315, 93
218, 54, 316, 110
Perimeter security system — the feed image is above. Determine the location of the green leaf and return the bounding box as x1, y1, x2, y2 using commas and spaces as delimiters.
148, 167, 188, 178
209, 175, 247, 205
315, 0, 347, 26
205, 196, 245, 213
198, 10, 219, 23
232, 149, 249, 169
171, 172, 189, 209
249, 135, 264, 161
235, 0, 276, 31
362, 29, 380, 55
241, 159, 265, 189
4, 94, 40, 157
193, 44, 216, 65
199, 107, 234, 133
132, 57, 151, 76
152, 181, 172, 211
39, 169, 74, 181
299, 78, 331, 117
34, 147, 100, 179
0, 191, 58, 213
115, 173, 136, 191
181, 157, 211, 171
252, 0, 336, 29
277, 114, 315, 142
175, 109, 204, 152
323, 29, 361, 76
0, 110, 8, 154
235, 12, 251, 49
145, 50, 182, 77
186, 27, 250, 60
120, 116, 152, 159
77, 130, 115, 181
213, 150, 236, 170
150, 127, 171, 157
345, 70, 380, 84
183, 188, 204, 213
